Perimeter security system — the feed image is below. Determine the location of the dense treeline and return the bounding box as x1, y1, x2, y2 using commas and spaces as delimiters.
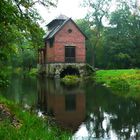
0, 0, 57, 86
77, 0, 140, 69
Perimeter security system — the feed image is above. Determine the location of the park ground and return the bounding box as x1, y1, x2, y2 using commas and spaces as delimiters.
95, 69, 140, 99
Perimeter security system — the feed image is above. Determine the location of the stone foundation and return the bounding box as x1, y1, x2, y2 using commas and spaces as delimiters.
37, 63, 93, 78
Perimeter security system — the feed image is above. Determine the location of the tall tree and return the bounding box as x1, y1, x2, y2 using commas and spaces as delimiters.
82, 0, 112, 67
104, 0, 140, 68
0, 0, 58, 86
76, 19, 93, 65
81, 0, 140, 69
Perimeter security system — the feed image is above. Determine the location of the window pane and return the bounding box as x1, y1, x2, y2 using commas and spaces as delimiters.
65, 46, 75, 57
65, 46, 75, 62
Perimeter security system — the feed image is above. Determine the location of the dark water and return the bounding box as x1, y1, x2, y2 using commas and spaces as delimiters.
1, 75, 140, 140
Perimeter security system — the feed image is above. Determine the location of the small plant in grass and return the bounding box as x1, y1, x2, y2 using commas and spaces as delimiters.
61, 75, 81, 86
28, 68, 38, 77
109, 78, 130, 91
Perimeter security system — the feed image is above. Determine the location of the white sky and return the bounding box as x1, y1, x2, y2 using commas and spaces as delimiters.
36, 0, 140, 28
36, 0, 87, 28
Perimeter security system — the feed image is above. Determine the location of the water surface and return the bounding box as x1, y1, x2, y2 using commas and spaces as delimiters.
1, 75, 140, 140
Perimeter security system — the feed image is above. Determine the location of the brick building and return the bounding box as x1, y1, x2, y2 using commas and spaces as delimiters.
38, 15, 87, 78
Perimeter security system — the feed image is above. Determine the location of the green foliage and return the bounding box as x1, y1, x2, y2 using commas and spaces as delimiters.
0, 74, 10, 88
0, 67, 12, 87
103, 3, 140, 68
76, 19, 94, 65
22, 49, 36, 70
109, 78, 130, 91
0, 0, 58, 87
61, 75, 81, 86
95, 69, 140, 98
0, 96, 71, 140
80, 0, 140, 69
27, 68, 38, 77
80, 0, 112, 67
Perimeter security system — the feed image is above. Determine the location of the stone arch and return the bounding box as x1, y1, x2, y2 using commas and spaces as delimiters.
60, 66, 80, 78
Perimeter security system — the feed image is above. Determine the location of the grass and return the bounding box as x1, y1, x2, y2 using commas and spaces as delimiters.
95, 69, 140, 98
0, 96, 71, 140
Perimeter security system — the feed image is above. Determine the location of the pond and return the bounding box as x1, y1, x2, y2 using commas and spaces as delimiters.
1, 75, 140, 140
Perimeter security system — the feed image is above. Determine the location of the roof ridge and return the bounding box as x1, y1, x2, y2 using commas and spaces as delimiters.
44, 18, 87, 40
55, 14, 68, 20
44, 18, 70, 39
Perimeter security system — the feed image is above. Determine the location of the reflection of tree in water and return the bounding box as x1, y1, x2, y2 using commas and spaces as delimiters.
109, 99, 140, 139
85, 84, 140, 139
86, 109, 105, 138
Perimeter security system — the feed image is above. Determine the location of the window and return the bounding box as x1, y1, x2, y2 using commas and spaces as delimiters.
65, 94, 76, 111
49, 38, 54, 47
65, 46, 75, 63
68, 29, 72, 33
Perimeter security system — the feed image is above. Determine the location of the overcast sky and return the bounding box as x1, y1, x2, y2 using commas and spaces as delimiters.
36, 0, 87, 27
36, 0, 140, 28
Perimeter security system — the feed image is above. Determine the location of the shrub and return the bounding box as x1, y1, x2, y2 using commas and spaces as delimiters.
109, 78, 130, 91
85, 64, 95, 76
28, 68, 38, 77
0, 70, 10, 87
61, 75, 80, 86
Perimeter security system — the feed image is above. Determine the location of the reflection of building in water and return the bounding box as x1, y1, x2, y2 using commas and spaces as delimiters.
37, 78, 86, 132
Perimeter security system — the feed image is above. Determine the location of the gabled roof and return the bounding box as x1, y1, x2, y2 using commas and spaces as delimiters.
46, 15, 68, 27
44, 17, 87, 40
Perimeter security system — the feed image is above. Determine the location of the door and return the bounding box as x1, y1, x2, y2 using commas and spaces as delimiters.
65, 46, 75, 63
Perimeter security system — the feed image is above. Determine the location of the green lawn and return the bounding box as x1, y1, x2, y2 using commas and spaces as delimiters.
95, 69, 140, 98
0, 96, 71, 140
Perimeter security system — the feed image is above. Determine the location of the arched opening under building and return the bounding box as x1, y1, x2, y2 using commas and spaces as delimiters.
60, 66, 80, 78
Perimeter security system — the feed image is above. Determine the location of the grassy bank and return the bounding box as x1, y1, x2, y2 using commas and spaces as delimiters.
95, 69, 140, 98
0, 96, 71, 140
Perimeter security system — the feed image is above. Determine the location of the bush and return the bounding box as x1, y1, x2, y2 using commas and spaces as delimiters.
109, 78, 130, 91
85, 64, 95, 76
0, 69, 10, 87
28, 68, 38, 77
61, 75, 80, 86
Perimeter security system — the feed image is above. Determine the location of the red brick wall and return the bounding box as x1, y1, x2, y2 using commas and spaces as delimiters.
46, 41, 55, 62
46, 20, 86, 63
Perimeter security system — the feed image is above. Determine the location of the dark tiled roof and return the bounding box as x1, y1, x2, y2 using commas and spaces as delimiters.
44, 16, 87, 40
44, 18, 69, 39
